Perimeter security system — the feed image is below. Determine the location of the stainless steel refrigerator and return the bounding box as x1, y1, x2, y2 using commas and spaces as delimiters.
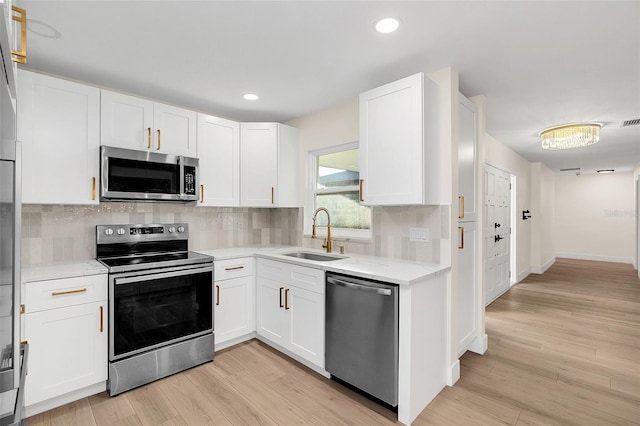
0, 7, 24, 424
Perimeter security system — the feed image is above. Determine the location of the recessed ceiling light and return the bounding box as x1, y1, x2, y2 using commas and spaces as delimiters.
243, 93, 259, 101
375, 18, 400, 34
596, 169, 615, 173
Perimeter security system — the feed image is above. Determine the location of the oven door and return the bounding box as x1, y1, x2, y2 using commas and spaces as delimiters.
109, 264, 213, 361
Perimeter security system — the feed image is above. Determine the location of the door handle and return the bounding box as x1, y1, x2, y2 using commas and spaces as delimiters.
495, 235, 503, 243
494, 223, 501, 228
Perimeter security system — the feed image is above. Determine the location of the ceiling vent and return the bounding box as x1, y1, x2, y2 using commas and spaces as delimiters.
559, 167, 581, 172
620, 118, 640, 127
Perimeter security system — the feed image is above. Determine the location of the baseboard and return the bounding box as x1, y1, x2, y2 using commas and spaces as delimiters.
468, 333, 488, 355
555, 252, 634, 264
25, 381, 106, 417
446, 360, 460, 386
515, 268, 531, 284
531, 257, 556, 274
215, 332, 256, 352
255, 335, 330, 378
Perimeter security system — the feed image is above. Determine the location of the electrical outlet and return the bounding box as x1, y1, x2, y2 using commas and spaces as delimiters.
409, 227, 429, 242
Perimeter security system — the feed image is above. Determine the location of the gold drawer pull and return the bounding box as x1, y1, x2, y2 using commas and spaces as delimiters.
284, 288, 290, 310
458, 195, 465, 219
157, 129, 161, 150
147, 127, 152, 149
216, 285, 220, 306
52, 288, 87, 297
92, 177, 96, 200
271, 187, 275, 204
279, 287, 284, 308
458, 226, 464, 250
99, 306, 104, 332
11, 6, 27, 64
200, 184, 204, 203
359, 179, 364, 202
224, 266, 244, 271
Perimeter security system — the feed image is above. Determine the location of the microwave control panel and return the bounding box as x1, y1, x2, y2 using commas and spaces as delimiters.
183, 166, 196, 195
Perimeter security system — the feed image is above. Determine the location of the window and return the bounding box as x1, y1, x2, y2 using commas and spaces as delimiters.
306, 143, 372, 239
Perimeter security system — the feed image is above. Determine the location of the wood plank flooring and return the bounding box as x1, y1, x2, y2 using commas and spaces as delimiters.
28, 258, 640, 425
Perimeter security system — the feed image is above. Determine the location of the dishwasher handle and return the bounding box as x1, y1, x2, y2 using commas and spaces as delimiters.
327, 276, 393, 296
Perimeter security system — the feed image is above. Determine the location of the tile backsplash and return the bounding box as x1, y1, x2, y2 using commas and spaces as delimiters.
21, 203, 448, 266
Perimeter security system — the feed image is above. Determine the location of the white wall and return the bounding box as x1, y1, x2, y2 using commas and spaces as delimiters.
554, 172, 636, 264
530, 162, 556, 273
635, 162, 640, 274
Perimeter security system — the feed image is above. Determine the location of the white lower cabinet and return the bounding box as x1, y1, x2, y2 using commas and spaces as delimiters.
256, 258, 324, 369
456, 221, 477, 356
22, 274, 107, 410
214, 258, 255, 348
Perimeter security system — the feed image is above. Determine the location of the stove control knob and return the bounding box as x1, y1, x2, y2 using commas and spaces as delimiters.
117, 228, 126, 235
177, 226, 185, 233
168, 226, 176, 233
104, 228, 114, 236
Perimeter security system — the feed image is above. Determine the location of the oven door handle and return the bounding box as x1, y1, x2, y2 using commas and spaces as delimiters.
114, 265, 213, 285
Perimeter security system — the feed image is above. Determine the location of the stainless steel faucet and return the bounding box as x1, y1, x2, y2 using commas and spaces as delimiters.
311, 207, 332, 253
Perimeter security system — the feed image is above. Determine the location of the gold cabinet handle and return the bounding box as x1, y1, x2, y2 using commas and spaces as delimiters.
284, 288, 290, 310
279, 287, 284, 308
147, 127, 152, 149
458, 195, 465, 219
11, 6, 26, 64
359, 179, 364, 202
20, 304, 25, 314
216, 285, 220, 306
52, 288, 87, 297
156, 129, 161, 150
224, 266, 244, 271
458, 226, 464, 250
92, 177, 96, 200
200, 184, 204, 203
99, 306, 104, 333
271, 187, 275, 204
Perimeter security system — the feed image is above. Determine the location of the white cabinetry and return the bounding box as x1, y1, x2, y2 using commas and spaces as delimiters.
101, 90, 196, 157
240, 123, 300, 207
22, 274, 107, 411
456, 93, 480, 357
197, 113, 240, 206
256, 258, 324, 368
18, 70, 100, 205
359, 72, 441, 205
458, 94, 478, 221
214, 257, 254, 349
456, 222, 477, 356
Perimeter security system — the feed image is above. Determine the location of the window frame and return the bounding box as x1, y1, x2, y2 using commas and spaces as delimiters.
304, 142, 373, 240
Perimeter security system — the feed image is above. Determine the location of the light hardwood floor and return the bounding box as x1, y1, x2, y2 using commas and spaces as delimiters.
28, 258, 640, 425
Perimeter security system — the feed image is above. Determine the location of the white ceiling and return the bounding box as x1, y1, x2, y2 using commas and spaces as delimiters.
16, 1, 640, 174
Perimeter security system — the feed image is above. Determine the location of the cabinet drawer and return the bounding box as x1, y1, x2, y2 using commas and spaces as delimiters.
25, 274, 107, 313
257, 258, 325, 294
215, 257, 254, 281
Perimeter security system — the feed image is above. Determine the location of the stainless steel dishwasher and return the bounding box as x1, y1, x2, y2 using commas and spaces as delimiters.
325, 273, 399, 407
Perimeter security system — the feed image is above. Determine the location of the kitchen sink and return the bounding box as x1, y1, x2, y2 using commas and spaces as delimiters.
281, 251, 346, 262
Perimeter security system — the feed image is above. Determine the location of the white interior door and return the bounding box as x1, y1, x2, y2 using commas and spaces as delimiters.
484, 164, 512, 305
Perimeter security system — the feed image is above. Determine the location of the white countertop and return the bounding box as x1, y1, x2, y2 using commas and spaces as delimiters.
22, 260, 108, 283
196, 246, 450, 286
21, 246, 449, 286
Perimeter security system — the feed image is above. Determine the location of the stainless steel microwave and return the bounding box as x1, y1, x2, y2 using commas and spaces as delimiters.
100, 146, 198, 202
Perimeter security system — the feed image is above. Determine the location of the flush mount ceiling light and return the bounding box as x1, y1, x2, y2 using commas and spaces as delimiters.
596, 169, 615, 173
539, 123, 602, 150
243, 93, 259, 101
374, 18, 400, 34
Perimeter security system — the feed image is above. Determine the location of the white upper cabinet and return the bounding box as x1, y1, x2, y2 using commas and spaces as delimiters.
18, 70, 100, 205
197, 113, 240, 206
240, 122, 300, 207
458, 94, 478, 222
101, 90, 196, 157
359, 72, 441, 205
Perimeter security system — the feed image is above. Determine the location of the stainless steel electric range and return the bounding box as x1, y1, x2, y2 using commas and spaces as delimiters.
96, 223, 214, 396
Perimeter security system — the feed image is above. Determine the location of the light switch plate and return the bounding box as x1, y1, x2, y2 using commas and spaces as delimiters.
409, 227, 429, 242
